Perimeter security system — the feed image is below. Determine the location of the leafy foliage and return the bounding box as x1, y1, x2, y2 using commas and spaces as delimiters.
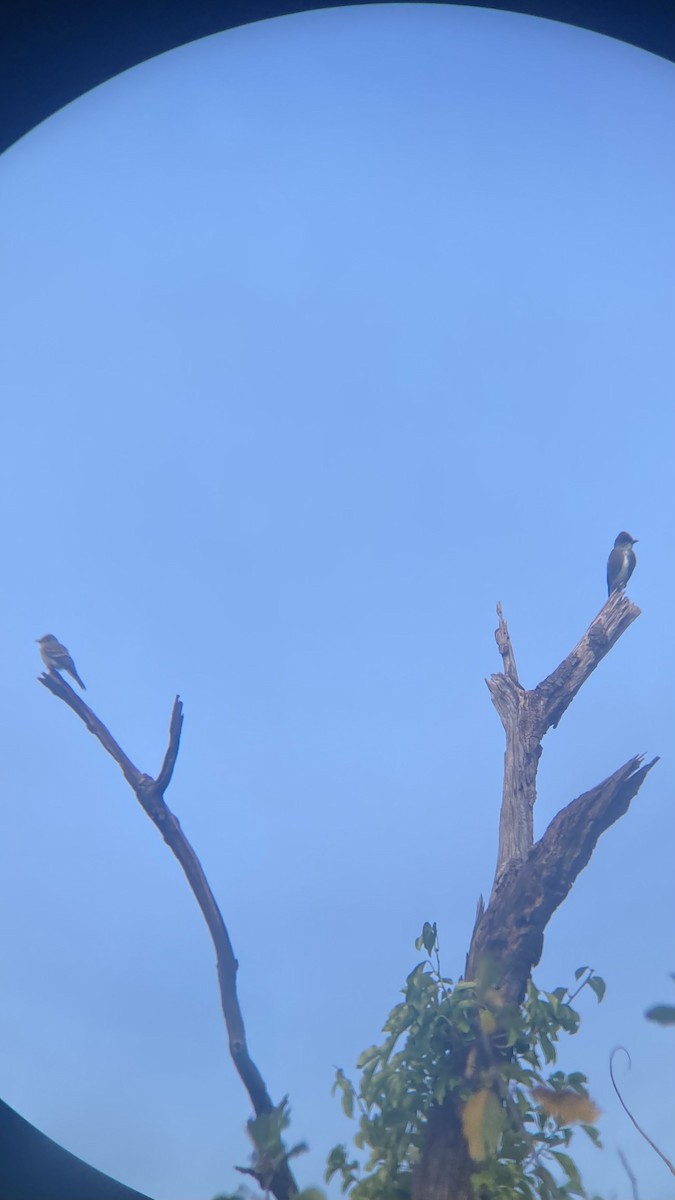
213, 1097, 321, 1200
327, 923, 604, 1200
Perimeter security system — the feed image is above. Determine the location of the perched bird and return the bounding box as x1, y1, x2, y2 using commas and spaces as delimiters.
37, 634, 86, 689
606, 532, 638, 596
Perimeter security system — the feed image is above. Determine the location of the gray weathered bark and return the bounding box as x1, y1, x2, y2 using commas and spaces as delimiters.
412, 592, 658, 1200
38, 672, 298, 1200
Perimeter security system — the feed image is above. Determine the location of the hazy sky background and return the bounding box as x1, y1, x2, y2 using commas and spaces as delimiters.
1, 5, 674, 1199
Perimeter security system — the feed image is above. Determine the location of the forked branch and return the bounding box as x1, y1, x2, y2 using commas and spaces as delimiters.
417, 592, 656, 1200
486, 589, 641, 890
38, 670, 298, 1200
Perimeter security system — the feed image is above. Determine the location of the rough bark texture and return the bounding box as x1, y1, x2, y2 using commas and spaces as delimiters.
411, 590, 657, 1200
468, 754, 658, 1002
412, 1100, 475, 1200
38, 671, 297, 1200
487, 589, 641, 890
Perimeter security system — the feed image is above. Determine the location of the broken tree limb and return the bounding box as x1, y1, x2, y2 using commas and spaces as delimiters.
487, 589, 641, 890
38, 669, 298, 1200
467, 753, 658, 1003
494, 601, 519, 682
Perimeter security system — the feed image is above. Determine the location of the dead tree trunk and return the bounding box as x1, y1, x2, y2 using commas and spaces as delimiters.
411, 590, 658, 1200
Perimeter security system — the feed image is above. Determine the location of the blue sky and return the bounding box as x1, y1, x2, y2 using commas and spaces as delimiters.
1, 5, 674, 1198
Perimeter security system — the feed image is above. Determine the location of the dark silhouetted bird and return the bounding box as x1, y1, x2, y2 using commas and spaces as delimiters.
37, 634, 86, 689
606, 532, 638, 596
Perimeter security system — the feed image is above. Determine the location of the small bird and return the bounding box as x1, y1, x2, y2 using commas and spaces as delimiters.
37, 634, 86, 689
606, 532, 638, 596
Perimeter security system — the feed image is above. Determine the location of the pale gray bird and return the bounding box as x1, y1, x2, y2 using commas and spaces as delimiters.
606, 531, 638, 596
37, 634, 86, 689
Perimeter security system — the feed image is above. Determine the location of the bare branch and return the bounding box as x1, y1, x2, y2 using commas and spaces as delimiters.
618, 1149, 640, 1200
531, 590, 641, 734
487, 591, 641, 891
468, 755, 658, 1002
156, 696, 184, 792
38, 672, 298, 1200
494, 601, 519, 683
39, 671, 141, 787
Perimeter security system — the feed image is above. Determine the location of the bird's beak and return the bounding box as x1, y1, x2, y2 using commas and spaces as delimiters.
632, 539, 639, 544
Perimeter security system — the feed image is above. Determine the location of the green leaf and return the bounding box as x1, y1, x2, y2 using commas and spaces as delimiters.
581, 1123, 603, 1147
382, 1003, 412, 1036
588, 975, 606, 1003
534, 1163, 559, 1196
325, 1145, 345, 1175
332, 1068, 347, 1093
565, 1072, 588, 1089
356, 1046, 383, 1069
421, 921, 438, 955
645, 1003, 675, 1025
574, 966, 589, 981
552, 1150, 582, 1190
539, 1033, 556, 1064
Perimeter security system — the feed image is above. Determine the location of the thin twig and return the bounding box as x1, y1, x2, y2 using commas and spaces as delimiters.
566, 966, 593, 1004
610, 1048, 675, 1177
618, 1148, 640, 1200
156, 697, 184, 792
